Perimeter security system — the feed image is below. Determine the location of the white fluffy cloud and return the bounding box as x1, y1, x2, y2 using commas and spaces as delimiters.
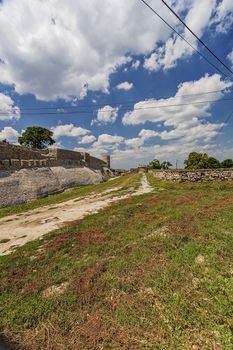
212, 0, 233, 33
124, 129, 159, 148
227, 50, 233, 67
111, 141, 217, 169
74, 74, 232, 167
78, 135, 96, 144
138, 129, 158, 139
131, 60, 140, 70
97, 134, 124, 144
144, 0, 216, 71
122, 74, 231, 126
0, 93, 20, 121
92, 106, 119, 125
0, 0, 227, 100
51, 124, 90, 139
0, 126, 20, 143
0, 0, 176, 101
81, 133, 125, 156
116, 81, 133, 91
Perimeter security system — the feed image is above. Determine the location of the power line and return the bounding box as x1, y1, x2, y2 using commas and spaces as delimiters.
214, 107, 233, 141
138, 0, 231, 80
1, 87, 232, 113
1, 96, 233, 117
160, 0, 233, 77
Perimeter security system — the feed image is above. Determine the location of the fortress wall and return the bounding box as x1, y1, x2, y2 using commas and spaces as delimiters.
89, 155, 107, 169
0, 167, 104, 208
0, 145, 109, 170
0, 144, 113, 207
150, 169, 233, 181
0, 143, 47, 160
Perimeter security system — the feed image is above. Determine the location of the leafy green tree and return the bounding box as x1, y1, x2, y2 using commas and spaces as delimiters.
221, 159, 233, 168
161, 161, 172, 169
147, 159, 161, 170
205, 157, 221, 169
18, 126, 55, 149
184, 152, 209, 169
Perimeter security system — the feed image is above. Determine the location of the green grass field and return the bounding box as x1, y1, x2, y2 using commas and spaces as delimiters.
0, 174, 232, 349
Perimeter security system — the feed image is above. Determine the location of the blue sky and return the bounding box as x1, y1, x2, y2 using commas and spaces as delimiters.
0, 0, 233, 168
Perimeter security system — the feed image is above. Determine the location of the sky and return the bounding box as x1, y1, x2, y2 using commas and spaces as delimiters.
0, 0, 233, 169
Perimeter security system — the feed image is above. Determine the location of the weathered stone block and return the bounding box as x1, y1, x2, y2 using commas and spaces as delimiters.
11, 159, 20, 168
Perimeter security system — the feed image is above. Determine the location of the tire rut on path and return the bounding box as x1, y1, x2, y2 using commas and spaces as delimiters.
0, 175, 153, 255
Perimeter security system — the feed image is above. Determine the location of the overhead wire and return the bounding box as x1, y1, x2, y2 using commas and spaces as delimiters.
1, 96, 233, 117
214, 107, 233, 142
160, 0, 233, 77
1, 87, 232, 114
138, 0, 232, 80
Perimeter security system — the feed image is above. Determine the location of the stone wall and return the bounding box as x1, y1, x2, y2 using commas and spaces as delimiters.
0, 167, 106, 207
0, 143, 47, 161
0, 144, 109, 170
150, 169, 233, 182
0, 143, 113, 207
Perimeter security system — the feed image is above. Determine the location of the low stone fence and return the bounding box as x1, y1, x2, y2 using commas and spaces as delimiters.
150, 169, 233, 182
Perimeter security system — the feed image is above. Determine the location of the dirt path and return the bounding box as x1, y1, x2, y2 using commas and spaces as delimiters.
0, 175, 153, 255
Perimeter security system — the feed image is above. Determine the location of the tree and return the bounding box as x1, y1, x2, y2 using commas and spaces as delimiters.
205, 157, 220, 169
184, 152, 209, 169
161, 161, 172, 169
221, 159, 233, 168
147, 159, 161, 170
18, 126, 55, 149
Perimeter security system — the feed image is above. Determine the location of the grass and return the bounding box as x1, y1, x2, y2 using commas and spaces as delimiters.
0, 174, 233, 349
0, 173, 140, 218
0, 239, 10, 244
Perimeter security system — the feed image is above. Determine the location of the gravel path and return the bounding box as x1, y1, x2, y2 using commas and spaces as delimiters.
0, 175, 153, 255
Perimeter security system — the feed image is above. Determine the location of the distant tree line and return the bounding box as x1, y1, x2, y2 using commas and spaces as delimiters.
147, 159, 172, 170
184, 152, 233, 169
147, 152, 233, 170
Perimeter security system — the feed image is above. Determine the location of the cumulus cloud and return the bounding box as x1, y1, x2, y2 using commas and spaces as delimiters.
0, 0, 176, 101
92, 105, 119, 125
0, 93, 20, 121
0, 0, 227, 99
138, 129, 158, 139
78, 135, 96, 144
0, 126, 20, 143
97, 134, 124, 144
99, 73, 231, 167
51, 124, 90, 139
125, 137, 144, 148
124, 129, 159, 149
122, 74, 231, 126
131, 60, 140, 70
81, 133, 125, 156
111, 141, 216, 169
116, 81, 133, 91
144, 0, 216, 72
227, 49, 233, 67
212, 0, 233, 33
